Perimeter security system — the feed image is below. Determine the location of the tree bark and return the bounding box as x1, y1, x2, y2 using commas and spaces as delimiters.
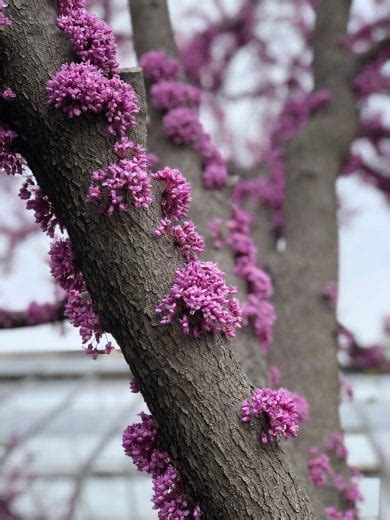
0, 2, 313, 518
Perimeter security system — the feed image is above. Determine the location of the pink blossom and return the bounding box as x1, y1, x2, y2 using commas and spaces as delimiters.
122, 412, 202, 518
156, 261, 242, 338
324, 507, 357, 520
122, 412, 170, 477
57, 9, 118, 74
57, 0, 85, 16
140, 50, 181, 82
0, 124, 24, 175
152, 465, 202, 519
25, 301, 62, 326
130, 377, 139, 393
169, 221, 205, 260
49, 239, 84, 292
151, 81, 201, 111
242, 387, 300, 443
308, 449, 332, 486
47, 61, 109, 118
20, 177, 63, 237
0, 1, 10, 26
1, 88, 15, 99
152, 167, 191, 220
163, 108, 203, 145
87, 155, 152, 213
242, 295, 276, 351
202, 162, 228, 189
290, 391, 309, 423
326, 433, 348, 459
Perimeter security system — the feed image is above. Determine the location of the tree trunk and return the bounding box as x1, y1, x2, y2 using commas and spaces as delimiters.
267, 0, 358, 508
0, 2, 313, 518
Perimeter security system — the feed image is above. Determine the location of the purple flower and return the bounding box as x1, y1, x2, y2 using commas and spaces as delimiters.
242, 387, 301, 443
153, 167, 192, 220
156, 260, 242, 338
140, 50, 181, 82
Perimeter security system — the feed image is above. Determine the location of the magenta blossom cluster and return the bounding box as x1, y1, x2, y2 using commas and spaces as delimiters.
156, 261, 242, 338
122, 412, 202, 518
153, 167, 192, 221
48, 2, 152, 214
49, 238, 111, 356
140, 49, 228, 189
87, 139, 152, 213
222, 203, 276, 351
58, 9, 118, 74
140, 50, 181, 83
241, 387, 305, 443
0, 1, 10, 26
309, 433, 362, 519
19, 177, 64, 237
0, 124, 24, 176
47, 61, 139, 136
151, 81, 201, 111
152, 167, 206, 261
308, 449, 332, 486
157, 221, 205, 261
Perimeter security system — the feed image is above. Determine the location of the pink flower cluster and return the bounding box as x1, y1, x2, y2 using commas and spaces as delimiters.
308, 449, 332, 486
0, 1, 10, 26
140, 49, 228, 189
156, 261, 241, 338
87, 139, 152, 213
47, 2, 152, 214
152, 167, 240, 338
241, 387, 306, 443
49, 238, 111, 356
19, 177, 64, 237
165, 221, 205, 261
0, 125, 24, 175
0, 87, 23, 176
57, 9, 118, 74
122, 412, 202, 518
225, 204, 276, 351
309, 433, 362, 519
153, 167, 192, 221
324, 507, 357, 520
140, 50, 181, 83
152, 165, 206, 261
151, 81, 201, 111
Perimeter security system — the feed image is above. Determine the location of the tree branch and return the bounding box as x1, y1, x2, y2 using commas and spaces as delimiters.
0, 300, 65, 329
354, 36, 390, 72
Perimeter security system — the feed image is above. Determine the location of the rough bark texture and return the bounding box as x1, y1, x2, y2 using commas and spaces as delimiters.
266, 0, 358, 508
0, 2, 314, 518
129, 0, 268, 388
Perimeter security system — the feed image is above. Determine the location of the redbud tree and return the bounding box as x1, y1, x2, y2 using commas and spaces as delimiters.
0, 0, 388, 518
